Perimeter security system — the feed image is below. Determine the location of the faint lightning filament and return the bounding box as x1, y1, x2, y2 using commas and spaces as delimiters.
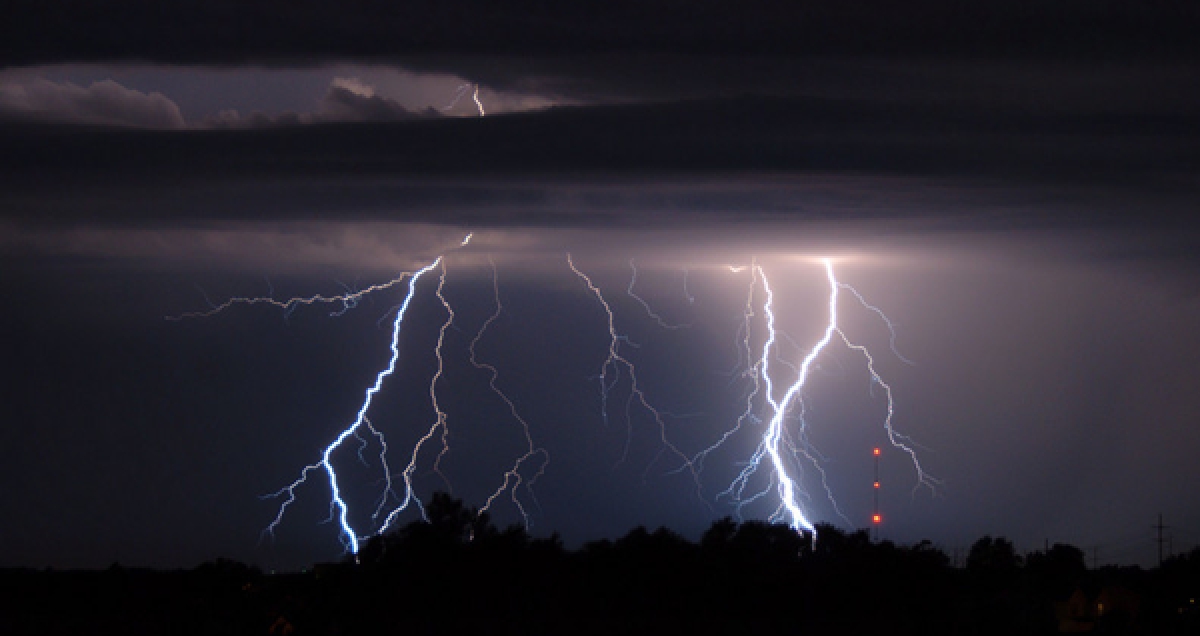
475, 256, 550, 527
567, 254, 703, 494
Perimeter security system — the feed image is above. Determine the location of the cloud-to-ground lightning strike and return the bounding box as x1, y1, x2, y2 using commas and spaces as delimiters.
472, 84, 486, 117
712, 260, 936, 535
174, 234, 474, 556
376, 260, 458, 536
175, 237, 933, 557
443, 84, 486, 117
262, 256, 443, 553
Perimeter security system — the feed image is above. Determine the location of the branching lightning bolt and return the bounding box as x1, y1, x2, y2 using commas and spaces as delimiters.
261, 256, 443, 553
567, 254, 703, 493
181, 234, 475, 555
167, 275, 419, 321
837, 283, 939, 496
475, 256, 549, 528
429, 262, 456, 484
378, 260, 460, 535
711, 259, 935, 535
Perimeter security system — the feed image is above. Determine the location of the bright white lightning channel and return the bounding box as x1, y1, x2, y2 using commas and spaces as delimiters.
719, 259, 936, 534
472, 85, 486, 117
262, 257, 443, 553
179, 235, 474, 554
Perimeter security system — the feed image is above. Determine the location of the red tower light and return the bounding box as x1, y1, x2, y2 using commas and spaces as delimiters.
872, 513, 882, 524
873, 447, 881, 457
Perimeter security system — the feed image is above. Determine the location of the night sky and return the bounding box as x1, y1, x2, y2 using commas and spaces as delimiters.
2, 1, 1199, 572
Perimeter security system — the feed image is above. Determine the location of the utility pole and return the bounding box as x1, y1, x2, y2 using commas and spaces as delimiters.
1154, 513, 1169, 568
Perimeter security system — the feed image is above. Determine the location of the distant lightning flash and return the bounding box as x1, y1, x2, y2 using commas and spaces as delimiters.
472, 85, 486, 117
444, 85, 486, 117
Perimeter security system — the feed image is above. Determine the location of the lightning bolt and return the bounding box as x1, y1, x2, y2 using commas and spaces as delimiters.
429, 262, 456, 483
682, 267, 696, 305
261, 256, 443, 553
627, 258, 689, 330
567, 254, 703, 494
710, 259, 934, 535
181, 234, 475, 555
472, 85, 486, 117
717, 261, 825, 530
377, 261, 458, 535
837, 281, 939, 496
166, 274, 419, 321
475, 256, 549, 528
443, 84, 485, 117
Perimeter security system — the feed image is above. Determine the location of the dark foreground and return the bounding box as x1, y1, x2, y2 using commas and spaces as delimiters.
2, 496, 1197, 635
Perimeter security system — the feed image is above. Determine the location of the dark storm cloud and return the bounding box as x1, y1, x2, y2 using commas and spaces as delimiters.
4, 2, 1199, 115
1, 93, 1197, 233
3, 0, 1198, 68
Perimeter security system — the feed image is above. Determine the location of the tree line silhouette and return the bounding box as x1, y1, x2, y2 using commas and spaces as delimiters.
3, 493, 1197, 634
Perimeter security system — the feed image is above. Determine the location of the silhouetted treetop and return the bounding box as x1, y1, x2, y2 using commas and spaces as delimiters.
967, 535, 1023, 572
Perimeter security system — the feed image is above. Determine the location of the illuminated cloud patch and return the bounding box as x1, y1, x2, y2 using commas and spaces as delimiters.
0, 78, 185, 128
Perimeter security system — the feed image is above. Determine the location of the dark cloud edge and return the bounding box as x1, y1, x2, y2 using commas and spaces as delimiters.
2, 94, 1197, 205
3, 0, 1199, 68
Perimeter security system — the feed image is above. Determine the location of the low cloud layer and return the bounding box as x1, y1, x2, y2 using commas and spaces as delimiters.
0, 75, 450, 129
0, 78, 185, 128
205, 77, 441, 128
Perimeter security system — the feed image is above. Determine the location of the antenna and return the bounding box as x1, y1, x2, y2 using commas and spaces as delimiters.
1154, 513, 1169, 568
872, 447, 882, 540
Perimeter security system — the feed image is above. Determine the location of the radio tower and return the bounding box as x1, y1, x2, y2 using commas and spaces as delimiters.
871, 447, 882, 541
